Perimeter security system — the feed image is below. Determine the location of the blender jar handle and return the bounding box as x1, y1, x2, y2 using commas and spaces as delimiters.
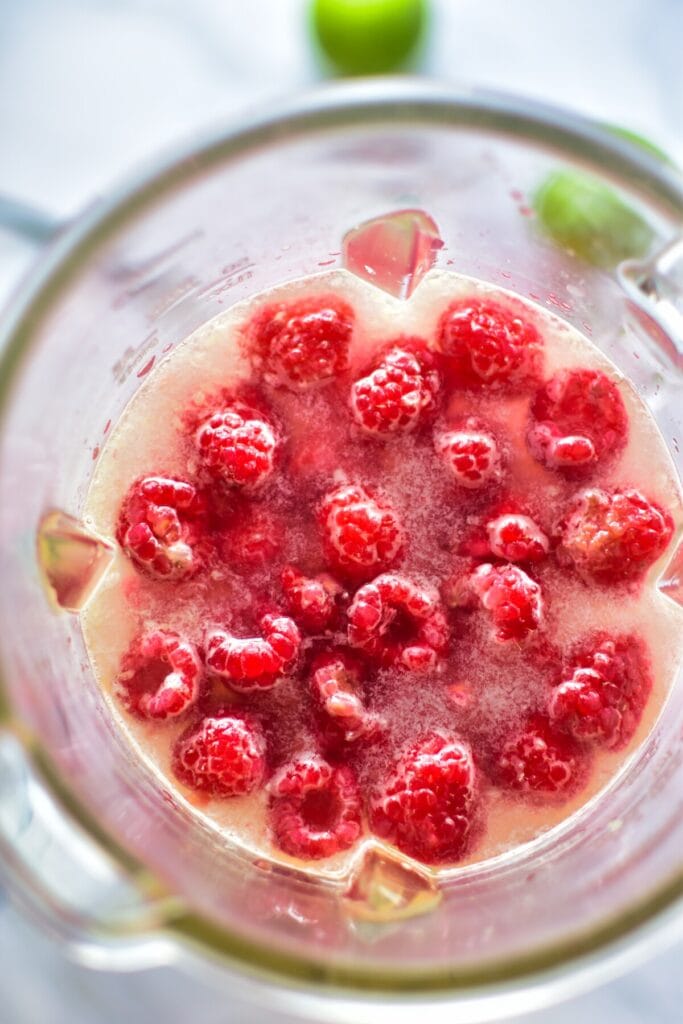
0, 729, 178, 969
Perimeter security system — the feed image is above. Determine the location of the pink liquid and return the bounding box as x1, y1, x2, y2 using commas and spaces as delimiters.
81, 269, 683, 880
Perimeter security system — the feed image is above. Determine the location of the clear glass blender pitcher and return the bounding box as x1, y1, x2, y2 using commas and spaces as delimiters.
0, 80, 681, 1024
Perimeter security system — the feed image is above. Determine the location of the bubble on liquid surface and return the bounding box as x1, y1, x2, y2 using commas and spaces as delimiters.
344, 844, 441, 923
37, 510, 114, 611
343, 209, 443, 299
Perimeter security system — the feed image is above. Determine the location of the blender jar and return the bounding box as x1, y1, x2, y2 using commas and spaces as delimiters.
0, 80, 681, 1023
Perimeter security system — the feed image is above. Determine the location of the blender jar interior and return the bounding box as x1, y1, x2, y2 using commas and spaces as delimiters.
0, 91, 682, 996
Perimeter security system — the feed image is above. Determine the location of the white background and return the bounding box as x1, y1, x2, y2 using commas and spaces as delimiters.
0, 1, 681, 1021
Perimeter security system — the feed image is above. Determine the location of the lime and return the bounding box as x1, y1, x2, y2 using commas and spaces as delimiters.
533, 170, 654, 269
311, 0, 427, 76
533, 121, 676, 268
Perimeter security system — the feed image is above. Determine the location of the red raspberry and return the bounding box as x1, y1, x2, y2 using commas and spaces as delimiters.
528, 425, 597, 470
219, 505, 281, 572
281, 565, 340, 634
310, 651, 382, 747
369, 733, 477, 864
469, 563, 544, 643
349, 342, 441, 437
195, 403, 277, 490
249, 296, 354, 389
549, 634, 652, 750
435, 421, 501, 489
172, 712, 266, 797
117, 475, 208, 580
319, 483, 405, 581
268, 754, 362, 859
206, 615, 301, 693
486, 513, 549, 563
493, 715, 590, 798
558, 487, 674, 584
115, 630, 202, 720
436, 298, 542, 389
347, 573, 449, 672
528, 369, 628, 473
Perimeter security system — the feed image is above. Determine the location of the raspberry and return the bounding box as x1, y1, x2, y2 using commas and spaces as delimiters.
319, 483, 405, 581
347, 573, 449, 671
281, 565, 340, 634
310, 650, 382, 747
117, 475, 208, 580
434, 421, 501, 489
469, 563, 544, 643
114, 630, 202, 720
206, 615, 301, 693
219, 505, 281, 572
558, 487, 674, 584
195, 403, 277, 490
493, 715, 590, 797
528, 369, 628, 473
349, 342, 441, 437
369, 733, 477, 864
268, 754, 362, 859
249, 296, 354, 389
172, 712, 266, 797
528, 425, 597, 470
436, 298, 542, 389
486, 513, 549, 563
549, 634, 652, 750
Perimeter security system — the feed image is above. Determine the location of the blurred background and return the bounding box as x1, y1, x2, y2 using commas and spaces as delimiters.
0, 0, 681, 1021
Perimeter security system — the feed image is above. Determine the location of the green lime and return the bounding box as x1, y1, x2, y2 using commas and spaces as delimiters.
311, 0, 427, 76
533, 170, 654, 269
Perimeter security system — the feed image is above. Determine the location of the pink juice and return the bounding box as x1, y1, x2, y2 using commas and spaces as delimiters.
81, 268, 682, 880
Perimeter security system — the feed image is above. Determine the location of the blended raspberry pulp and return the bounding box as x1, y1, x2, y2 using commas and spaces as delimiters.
82, 270, 682, 875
